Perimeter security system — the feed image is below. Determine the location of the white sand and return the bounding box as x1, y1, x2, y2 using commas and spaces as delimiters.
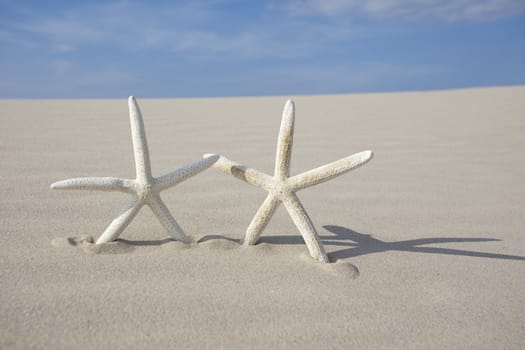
1, 86, 524, 349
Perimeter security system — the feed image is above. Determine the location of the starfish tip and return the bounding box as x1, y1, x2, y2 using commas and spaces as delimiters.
284, 99, 295, 113
204, 153, 220, 162
128, 96, 139, 108
203, 152, 217, 158
281, 100, 295, 128
50, 180, 65, 190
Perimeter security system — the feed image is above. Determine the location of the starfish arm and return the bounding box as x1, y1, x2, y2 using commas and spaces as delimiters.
128, 96, 152, 182
207, 154, 272, 189
289, 150, 373, 191
243, 194, 281, 245
96, 197, 143, 244
147, 194, 193, 243
50, 177, 132, 193
274, 100, 295, 180
282, 193, 329, 263
154, 154, 219, 191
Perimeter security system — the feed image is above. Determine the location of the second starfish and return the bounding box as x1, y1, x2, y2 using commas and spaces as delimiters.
207, 100, 373, 262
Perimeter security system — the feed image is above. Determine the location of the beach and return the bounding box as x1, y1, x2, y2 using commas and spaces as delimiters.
1, 86, 524, 349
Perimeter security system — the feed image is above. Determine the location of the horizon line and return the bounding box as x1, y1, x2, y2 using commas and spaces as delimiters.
1, 84, 524, 101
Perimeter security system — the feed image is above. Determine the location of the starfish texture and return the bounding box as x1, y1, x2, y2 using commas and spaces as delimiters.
51, 96, 219, 244
207, 100, 373, 262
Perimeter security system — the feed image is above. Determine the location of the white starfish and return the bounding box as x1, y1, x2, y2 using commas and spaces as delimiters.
207, 100, 373, 262
51, 96, 219, 245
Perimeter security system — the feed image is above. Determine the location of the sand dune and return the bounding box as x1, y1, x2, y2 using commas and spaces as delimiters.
1, 86, 524, 349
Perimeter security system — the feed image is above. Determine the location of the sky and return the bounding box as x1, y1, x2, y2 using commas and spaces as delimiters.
0, 0, 524, 98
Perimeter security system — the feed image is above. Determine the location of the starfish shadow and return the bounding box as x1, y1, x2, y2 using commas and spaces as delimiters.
117, 238, 174, 246
258, 225, 525, 261
116, 235, 242, 247
197, 235, 241, 244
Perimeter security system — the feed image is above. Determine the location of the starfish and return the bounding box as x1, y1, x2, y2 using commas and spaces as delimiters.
51, 96, 219, 245
207, 100, 373, 262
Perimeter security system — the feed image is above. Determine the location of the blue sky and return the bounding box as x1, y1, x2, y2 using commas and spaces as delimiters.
1, 0, 524, 98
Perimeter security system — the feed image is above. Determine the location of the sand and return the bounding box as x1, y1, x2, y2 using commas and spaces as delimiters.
1, 86, 524, 349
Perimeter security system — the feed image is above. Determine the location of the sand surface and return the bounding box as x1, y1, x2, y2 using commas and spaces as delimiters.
1, 86, 524, 349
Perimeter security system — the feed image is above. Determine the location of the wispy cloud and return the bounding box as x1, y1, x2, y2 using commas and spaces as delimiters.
0, 1, 260, 55
283, 0, 525, 21
0, 1, 366, 62
0, 0, 523, 97
4, 0, 521, 60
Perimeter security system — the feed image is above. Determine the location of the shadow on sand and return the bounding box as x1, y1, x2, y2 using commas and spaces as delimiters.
117, 238, 174, 246
258, 225, 525, 261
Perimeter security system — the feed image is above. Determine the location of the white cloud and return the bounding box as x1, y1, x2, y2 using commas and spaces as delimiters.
284, 0, 525, 21
1, 1, 522, 59
1, 0, 522, 97
10, 0, 518, 66
0, 1, 345, 60
1, 2, 229, 52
